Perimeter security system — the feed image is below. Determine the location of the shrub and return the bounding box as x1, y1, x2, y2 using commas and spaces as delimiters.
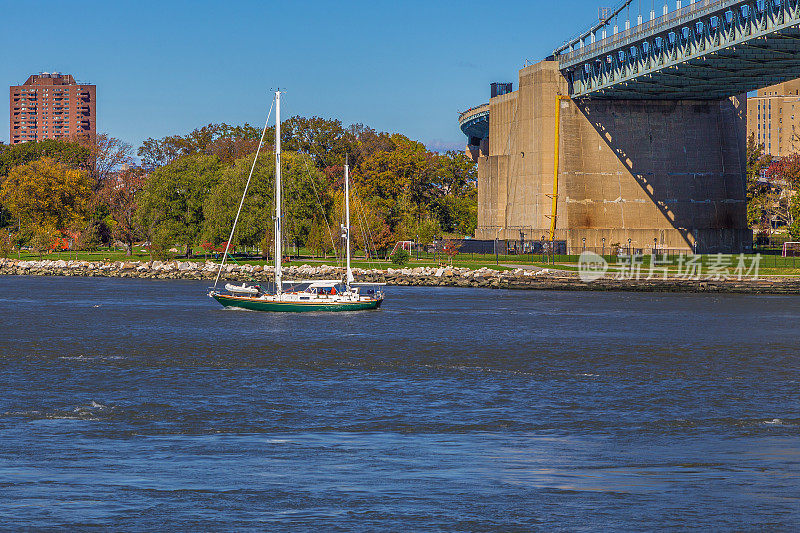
29, 225, 59, 258
146, 236, 174, 261
391, 248, 410, 266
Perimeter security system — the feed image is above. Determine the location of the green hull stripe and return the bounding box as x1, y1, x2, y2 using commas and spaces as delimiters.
212, 294, 383, 313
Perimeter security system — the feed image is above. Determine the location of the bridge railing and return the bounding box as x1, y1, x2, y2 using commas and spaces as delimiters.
458, 103, 490, 124
557, 0, 734, 65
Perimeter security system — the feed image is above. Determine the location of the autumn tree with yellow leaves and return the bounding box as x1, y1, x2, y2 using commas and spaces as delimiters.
0, 157, 93, 248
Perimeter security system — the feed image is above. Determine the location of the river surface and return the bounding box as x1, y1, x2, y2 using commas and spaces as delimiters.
0, 275, 798, 530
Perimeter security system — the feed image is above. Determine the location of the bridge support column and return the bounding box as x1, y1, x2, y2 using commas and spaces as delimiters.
475, 60, 752, 254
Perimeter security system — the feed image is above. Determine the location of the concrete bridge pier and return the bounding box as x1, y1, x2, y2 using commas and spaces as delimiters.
474, 60, 752, 254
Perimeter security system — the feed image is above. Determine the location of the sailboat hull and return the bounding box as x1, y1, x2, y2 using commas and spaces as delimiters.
212, 293, 383, 313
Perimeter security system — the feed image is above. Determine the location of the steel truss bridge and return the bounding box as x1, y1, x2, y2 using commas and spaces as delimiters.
555, 0, 800, 99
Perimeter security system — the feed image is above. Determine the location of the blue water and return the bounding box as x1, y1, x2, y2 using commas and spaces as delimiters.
0, 275, 799, 530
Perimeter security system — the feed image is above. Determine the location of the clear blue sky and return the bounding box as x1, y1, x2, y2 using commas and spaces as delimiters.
1, 0, 605, 152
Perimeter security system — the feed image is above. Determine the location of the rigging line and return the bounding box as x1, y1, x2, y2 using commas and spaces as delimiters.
284, 90, 339, 265
351, 189, 371, 264
298, 155, 340, 265
359, 210, 380, 271
220, 249, 260, 282
352, 189, 379, 270
280, 94, 305, 263
213, 97, 275, 289
355, 203, 371, 268
353, 194, 374, 269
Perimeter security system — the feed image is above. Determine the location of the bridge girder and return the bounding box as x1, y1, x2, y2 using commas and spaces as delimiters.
559, 0, 800, 100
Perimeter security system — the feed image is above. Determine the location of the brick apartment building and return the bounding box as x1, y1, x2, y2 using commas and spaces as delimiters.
9, 72, 96, 145
747, 79, 800, 157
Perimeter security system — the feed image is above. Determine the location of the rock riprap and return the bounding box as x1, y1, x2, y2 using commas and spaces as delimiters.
0, 258, 798, 293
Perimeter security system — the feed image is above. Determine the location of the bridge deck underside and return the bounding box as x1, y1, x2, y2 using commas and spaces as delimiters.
459, 110, 490, 142
461, 118, 489, 141
583, 27, 800, 99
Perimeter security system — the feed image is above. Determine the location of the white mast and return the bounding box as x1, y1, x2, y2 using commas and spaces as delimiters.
345, 159, 354, 286
274, 90, 282, 294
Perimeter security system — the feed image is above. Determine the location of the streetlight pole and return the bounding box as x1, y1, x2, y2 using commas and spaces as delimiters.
541, 235, 546, 264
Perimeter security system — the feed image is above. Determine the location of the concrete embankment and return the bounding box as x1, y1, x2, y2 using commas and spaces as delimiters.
1, 258, 799, 294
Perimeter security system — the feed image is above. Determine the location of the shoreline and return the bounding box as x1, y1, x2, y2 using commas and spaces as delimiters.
2, 258, 800, 294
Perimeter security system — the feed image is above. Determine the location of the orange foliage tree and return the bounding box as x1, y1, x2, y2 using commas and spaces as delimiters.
442, 239, 463, 265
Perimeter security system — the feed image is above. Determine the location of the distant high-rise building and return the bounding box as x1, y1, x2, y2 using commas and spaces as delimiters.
747, 79, 800, 158
8, 72, 96, 145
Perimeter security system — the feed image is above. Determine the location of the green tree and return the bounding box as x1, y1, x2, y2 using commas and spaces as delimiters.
282, 152, 333, 249
136, 154, 222, 257
0, 139, 96, 238
134, 114, 483, 261
746, 133, 773, 227
417, 217, 441, 245
307, 218, 335, 258
202, 153, 275, 248
202, 151, 331, 252
434, 188, 477, 235
790, 196, 800, 239
437, 150, 477, 195
282, 116, 356, 171
0, 139, 92, 177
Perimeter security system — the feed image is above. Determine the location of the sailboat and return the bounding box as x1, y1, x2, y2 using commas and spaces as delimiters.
208, 90, 385, 312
